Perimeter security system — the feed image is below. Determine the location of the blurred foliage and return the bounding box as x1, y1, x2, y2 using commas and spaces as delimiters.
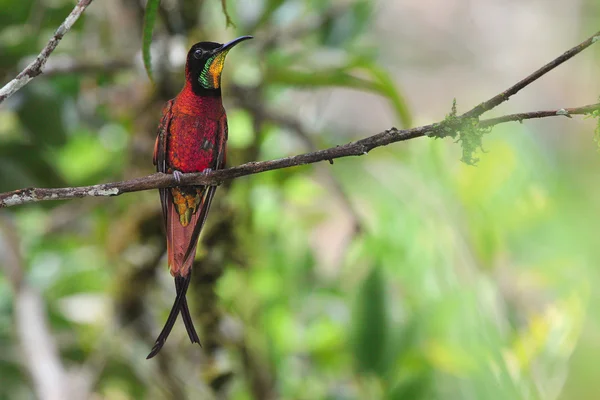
1, 1, 600, 400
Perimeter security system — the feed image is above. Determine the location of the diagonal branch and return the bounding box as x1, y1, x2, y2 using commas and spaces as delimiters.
464, 30, 600, 118
0, 0, 94, 104
1, 103, 598, 208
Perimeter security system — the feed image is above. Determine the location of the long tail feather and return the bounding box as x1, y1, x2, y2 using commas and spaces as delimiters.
146, 274, 192, 359
176, 276, 201, 345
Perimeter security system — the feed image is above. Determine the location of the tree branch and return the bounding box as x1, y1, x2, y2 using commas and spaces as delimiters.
1, 102, 598, 209
0, 0, 94, 104
1, 30, 599, 208
479, 104, 600, 127
464, 30, 600, 118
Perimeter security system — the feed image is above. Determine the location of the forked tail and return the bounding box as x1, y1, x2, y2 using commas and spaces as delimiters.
146, 274, 200, 358
177, 278, 201, 345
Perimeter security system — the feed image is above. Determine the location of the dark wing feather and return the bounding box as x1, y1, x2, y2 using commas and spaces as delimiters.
153, 99, 174, 229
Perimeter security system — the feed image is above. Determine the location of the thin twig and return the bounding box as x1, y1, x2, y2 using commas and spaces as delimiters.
220, 0, 235, 27
479, 104, 600, 127
1, 102, 598, 209
464, 31, 600, 118
0, 0, 94, 104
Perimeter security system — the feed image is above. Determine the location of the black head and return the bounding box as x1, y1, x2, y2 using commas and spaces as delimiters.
185, 36, 253, 95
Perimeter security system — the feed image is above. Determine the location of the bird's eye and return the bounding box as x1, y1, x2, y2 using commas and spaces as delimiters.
193, 49, 203, 59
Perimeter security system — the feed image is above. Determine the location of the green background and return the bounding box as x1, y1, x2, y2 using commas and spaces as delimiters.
1, 0, 599, 399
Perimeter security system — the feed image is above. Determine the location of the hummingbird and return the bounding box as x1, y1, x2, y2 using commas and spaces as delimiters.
148, 35, 253, 359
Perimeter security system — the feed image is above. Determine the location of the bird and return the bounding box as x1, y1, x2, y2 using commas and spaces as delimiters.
148, 35, 253, 359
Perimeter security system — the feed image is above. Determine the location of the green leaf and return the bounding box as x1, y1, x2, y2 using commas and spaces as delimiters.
142, 0, 160, 82
351, 265, 391, 377
268, 66, 412, 128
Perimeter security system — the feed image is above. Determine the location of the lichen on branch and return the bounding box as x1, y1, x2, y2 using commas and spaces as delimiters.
428, 99, 491, 166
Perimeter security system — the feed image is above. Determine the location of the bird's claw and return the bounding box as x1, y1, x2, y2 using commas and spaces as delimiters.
173, 169, 210, 184
173, 170, 184, 183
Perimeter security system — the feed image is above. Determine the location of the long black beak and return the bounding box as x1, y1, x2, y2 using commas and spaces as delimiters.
216, 35, 253, 53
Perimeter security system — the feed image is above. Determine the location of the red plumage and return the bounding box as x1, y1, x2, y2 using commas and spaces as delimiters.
162, 88, 228, 277
168, 87, 225, 173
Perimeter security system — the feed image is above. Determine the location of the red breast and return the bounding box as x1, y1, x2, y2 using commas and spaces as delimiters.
167, 84, 225, 173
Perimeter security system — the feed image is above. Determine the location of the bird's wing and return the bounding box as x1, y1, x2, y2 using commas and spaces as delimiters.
153, 99, 174, 229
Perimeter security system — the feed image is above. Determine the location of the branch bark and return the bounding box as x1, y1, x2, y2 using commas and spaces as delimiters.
1, 103, 598, 209
0, 0, 94, 104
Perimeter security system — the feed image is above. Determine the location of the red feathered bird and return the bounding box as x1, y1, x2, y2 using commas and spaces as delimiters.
148, 36, 252, 359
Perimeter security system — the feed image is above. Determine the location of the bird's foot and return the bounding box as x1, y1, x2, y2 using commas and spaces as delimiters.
173, 170, 184, 183
201, 168, 213, 175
